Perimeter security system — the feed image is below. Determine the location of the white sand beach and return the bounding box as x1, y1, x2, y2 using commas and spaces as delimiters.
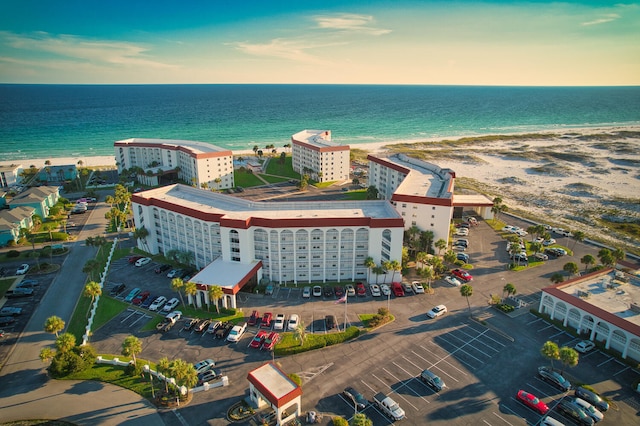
2, 126, 638, 248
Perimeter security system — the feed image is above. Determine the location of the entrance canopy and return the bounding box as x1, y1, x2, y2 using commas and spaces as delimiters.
188, 258, 262, 295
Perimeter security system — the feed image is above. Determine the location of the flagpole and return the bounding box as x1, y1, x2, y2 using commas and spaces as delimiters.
344, 290, 348, 330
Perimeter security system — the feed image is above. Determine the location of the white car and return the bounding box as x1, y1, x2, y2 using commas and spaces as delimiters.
312, 285, 322, 297
226, 322, 247, 342
452, 244, 467, 252
193, 358, 216, 374
543, 238, 556, 246
162, 297, 180, 312
135, 257, 152, 267
287, 314, 299, 331
302, 286, 311, 298
148, 296, 167, 311
534, 253, 549, 261
515, 230, 528, 237
427, 305, 448, 319
444, 276, 462, 287
411, 281, 425, 294
273, 313, 285, 331
345, 284, 356, 297
370, 284, 381, 297
380, 284, 391, 296
574, 397, 604, 422
455, 229, 469, 237
16, 264, 29, 275
574, 340, 596, 353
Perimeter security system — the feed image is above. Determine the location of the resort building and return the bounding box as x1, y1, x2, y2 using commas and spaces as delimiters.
368, 153, 493, 245
291, 130, 350, 183
0, 164, 22, 189
131, 184, 404, 308
37, 165, 78, 184
9, 186, 60, 219
0, 206, 35, 246
114, 138, 234, 190
538, 265, 640, 362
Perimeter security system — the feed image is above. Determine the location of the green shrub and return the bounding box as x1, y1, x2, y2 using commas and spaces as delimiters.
496, 303, 515, 313
50, 232, 69, 241
6, 250, 20, 258
332, 417, 349, 426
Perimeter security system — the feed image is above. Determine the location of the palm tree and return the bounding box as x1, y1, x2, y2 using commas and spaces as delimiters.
133, 227, 150, 252
388, 260, 401, 282
502, 283, 517, 300
214, 177, 222, 191
415, 251, 429, 269
612, 248, 626, 268
253, 145, 259, 156
597, 248, 614, 266
541, 341, 560, 369
572, 230, 585, 250
372, 265, 385, 284
293, 321, 306, 346
434, 239, 447, 255
207, 285, 224, 313
121, 335, 143, 366
364, 257, 375, 283
157, 356, 171, 392
55, 332, 76, 353
443, 250, 457, 264
44, 315, 65, 337
550, 272, 564, 284
563, 262, 579, 278
366, 185, 379, 200
171, 278, 185, 307
184, 281, 197, 307
39, 347, 55, 364
530, 241, 543, 255
382, 261, 391, 284
83, 281, 102, 317
558, 346, 579, 375
170, 359, 198, 395
418, 267, 435, 292
460, 284, 473, 316
580, 254, 596, 271
83, 259, 101, 281
419, 230, 435, 254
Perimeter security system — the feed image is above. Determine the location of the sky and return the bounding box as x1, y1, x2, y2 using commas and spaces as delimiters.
0, 0, 638, 86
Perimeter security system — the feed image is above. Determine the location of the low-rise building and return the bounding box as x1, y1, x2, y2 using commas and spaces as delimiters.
0, 164, 22, 189
9, 186, 60, 218
0, 206, 35, 246
291, 130, 350, 183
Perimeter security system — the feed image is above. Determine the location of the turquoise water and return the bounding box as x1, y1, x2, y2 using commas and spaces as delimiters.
1, 84, 639, 161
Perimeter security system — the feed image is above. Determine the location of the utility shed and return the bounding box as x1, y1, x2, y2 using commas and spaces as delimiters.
247, 363, 302, 425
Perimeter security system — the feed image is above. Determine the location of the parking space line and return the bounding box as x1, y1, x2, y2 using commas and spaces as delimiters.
548, 330, 568, 340
391, 361, 419, 380
527, 316, 542, 325
526, 382, 556, 399
385, 366, 430, 406
413, 348, 467, 377
441, 340, 486, 364
597, 357, 614, 367
537, 324, 555, 332
614, 366, 631, 376
450, 330, 498, 356
479, 332, 507, 349
482, 420, 492, 426
402, 354, 425, 372
121, 309, 138, 322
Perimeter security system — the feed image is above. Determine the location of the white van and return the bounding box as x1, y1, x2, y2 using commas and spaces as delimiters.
540, 416, 565, 426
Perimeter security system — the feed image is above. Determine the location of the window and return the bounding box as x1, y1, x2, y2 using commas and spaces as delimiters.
432, 206, 436, 210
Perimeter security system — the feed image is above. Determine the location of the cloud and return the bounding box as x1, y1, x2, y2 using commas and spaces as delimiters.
314, 13, 391, 35
581, 13, 620, 26
230, 38, 342, 64
0, 31, 177, 69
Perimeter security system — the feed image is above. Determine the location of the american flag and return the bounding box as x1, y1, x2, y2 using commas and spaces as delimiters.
335, 294, 347, 304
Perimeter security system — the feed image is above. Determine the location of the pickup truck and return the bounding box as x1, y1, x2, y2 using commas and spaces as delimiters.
156, 311, 182, 332
373, 392, 405, 421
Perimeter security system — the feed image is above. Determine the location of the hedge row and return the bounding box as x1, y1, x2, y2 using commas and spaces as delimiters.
275, 326, 360, 356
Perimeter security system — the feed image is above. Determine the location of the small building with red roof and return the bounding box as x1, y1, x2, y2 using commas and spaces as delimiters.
247, 363, 302, 425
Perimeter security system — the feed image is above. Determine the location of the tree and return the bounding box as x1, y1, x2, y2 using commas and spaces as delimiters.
82, 259, 101, 281
530, 241, 543, 255
122, 335, 143, 366
415, 251, 429, 269
364, 257, 375, 283
55, 332, 76, 353
418, 266, 435, 291
366, 185, 379, 200
184, 281, 197, 307
572, 230, 585, 250
253, 145, 259, 156
491, 197, 508, 221
214, 177, 222, 191
460, 284, 473, 316
382, 261, 391, 284
257, 149, 263, 158
133, 227, 150, 252
558, 346, 579, 375
612, 248, 625, 268
351, 413, 373, 426
443, 250, 457, 264
419, 230, 435, 254
550, 273, 564, 284
157, 356, 171, 392
580, 254, 596, 271
171, 278, 185, 307
83, 281, 102, 317
169, 358, 198, 394
44, 315, 65, 337
293, 320, 306, 346
280, 151, 286, 164
502, 283, 517, 300
597, 248, 614, 266
372, 265, 385, 284
434, 238, 447, 255
207, 285, 224, 313
388, 260, 401, 282
332, 417, 349, 426
39, 347, 55, 364
563, 262, 579, 278
541, 341, 560, 369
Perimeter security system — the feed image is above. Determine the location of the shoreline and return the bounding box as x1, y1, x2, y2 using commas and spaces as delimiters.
2, 125, 639, 169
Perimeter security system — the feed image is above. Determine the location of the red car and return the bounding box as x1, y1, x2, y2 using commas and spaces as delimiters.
516, 390, 549, 414
132, 290, 150, 305
261, 331, 280, 351
451, 269, 473, 282
334, 286, 344, 298
356, 282, 366, 296
128, 255, 143, 264
260, 312, 273, 328
248, 310, 260, 326
391, 282, 405, 297
250, 330, 268, 349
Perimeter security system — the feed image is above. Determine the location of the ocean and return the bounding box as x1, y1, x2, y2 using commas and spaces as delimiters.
1, 84, 639, 162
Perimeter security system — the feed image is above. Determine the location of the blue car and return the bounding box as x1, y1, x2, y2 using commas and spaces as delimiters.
124, 288, 141, 303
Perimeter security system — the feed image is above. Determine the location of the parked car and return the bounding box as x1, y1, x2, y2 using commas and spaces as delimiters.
149, 296, 167, 311
451, 269, 473, 282
206, 320, 222, 334
370, 284, 381, 297
325, 315, 337, 330
411, 281, 425, 294
356, 282, 367, 296
154, 264, 171, 274
401, 282, 413, 294
109, 283, 126, 296
534, 253, 549, 261
183, 318, 198, 331
135, 257, 152, 267
140, 294, 155, 309
250, 330, 269, 349
427, 305, 447, 319
193, 358, 216, 374
287, 314, 299, 331
162, 297, 180, 312
273, 314, 285, 331
573, 397, 604, 422
312, 285, 322, 297
261, 331, 279, 350
302, 286, 311, 298
216, 322, 233, 339
6, 288, 34, 298
419, 369, 445, 391
455, 229, 469, 237
345, 284, 356, 297
342, 386, 367, 410
17, 279, 39, 288
334, 286, 344, 298
16, 264, 29, 275
248, 310, 260, 326
124, 288, 141, 303
132, 290, 150, 305
455, 239, 469, 247
128, 256, 143, 264
516, 390, 549, 414
227, 322, 248, 342
260, 312, 273, 328
0, 317, 16, 326
265, 284, 274, 295
380, 284, 391, 296
456, 253, 470, 263
543, 238, 557, 246
556, 398, 594, 426
444, 275, 462, 287
391, 282, 405, 297
538, 366, 571, 391
197, 368, 223, 385
574, 387, 609, 412
0, 306, 23, 316
574, 340, 596, 353
452, 244, 467, 252
166, 268, 182, 278
323, 286, 334, 297
510, 253, 529, 263
195, 319, 211, 333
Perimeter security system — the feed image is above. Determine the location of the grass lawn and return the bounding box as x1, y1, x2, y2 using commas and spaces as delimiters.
0, 277, 16, 298
234, 170, 265, 187
66, 362, 156, 400
264, 156, 299, 179
259, 174, 289, 184
344, 190, 367, 200
313, 181, 336, 189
